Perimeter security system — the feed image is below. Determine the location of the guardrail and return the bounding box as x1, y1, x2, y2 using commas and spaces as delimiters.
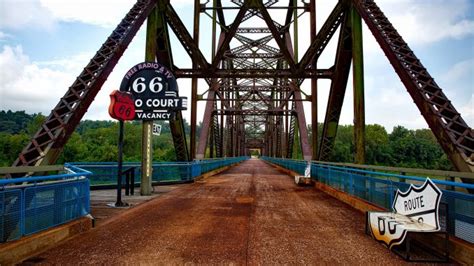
70, 157, 249, 187
312, 160, 474, 182
261, 156, 474, 244
0, 164, 91, 243
0, 157, 247, 243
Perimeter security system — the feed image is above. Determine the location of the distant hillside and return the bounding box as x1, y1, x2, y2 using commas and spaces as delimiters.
0, 110, 452, 170
0, 110, 40, 134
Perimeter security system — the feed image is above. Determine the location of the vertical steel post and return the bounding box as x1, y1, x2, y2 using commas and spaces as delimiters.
352, 6, 366, 164
141, 7, 158, 196
210, 118, 214, 158
116, 120, 125, 206
285, 103, 289, 157
310, 0, 318, 160
293, 0, 298, 61
212, 0, 217, 60
191, 0, 200, 159
292, 1, 311, 160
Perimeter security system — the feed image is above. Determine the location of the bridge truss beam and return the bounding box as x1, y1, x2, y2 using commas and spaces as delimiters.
13, 0, 473, 187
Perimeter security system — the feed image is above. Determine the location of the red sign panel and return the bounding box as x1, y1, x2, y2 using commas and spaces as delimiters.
108, 90, 135, 120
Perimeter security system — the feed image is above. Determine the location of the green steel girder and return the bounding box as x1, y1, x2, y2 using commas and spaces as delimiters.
154, 3, 190, 162
318, 11, 353, 162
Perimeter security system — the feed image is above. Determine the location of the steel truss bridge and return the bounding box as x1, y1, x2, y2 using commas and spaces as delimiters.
11, 0, 474, 185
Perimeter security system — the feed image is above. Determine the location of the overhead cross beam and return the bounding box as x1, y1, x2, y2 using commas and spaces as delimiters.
165, 5, 209, 69
258, 2, 296, 69
211, 4, 248, 69
298, 2, 345, 70
174, 68, 332, 79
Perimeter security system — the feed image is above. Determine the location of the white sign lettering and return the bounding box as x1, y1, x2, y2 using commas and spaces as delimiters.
136, 112, 173, 120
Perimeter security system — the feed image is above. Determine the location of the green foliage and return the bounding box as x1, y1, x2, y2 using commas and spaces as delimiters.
329, 125, 353, 162
0, 110, 456, 170
0, 110, 45, 135
250, 149, 260, 156
330, 125, 453, 170
0, 110, 182, 165
0, 132, 30, 166
365, 124, 391, 165
308, 122, 453, 170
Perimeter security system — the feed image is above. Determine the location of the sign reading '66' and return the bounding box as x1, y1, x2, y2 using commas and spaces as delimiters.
119, 62, 187, 120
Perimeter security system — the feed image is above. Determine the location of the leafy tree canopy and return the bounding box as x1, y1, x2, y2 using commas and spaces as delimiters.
0, 110, 453, 170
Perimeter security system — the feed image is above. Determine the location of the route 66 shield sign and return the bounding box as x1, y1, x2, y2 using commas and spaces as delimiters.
108, 90, 135, 121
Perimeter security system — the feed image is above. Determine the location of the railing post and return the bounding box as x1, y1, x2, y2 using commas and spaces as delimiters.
53, 186, 65, 224
446, 195, 456, 235
388, 180, 394, 208
349, 170, 354, 195
369, 178, 375, 203
125, 170, 130, 196
448, 176, 455, 191
400, 171, 406, 183
131, 168, 135, 195
21, 189, 25, 240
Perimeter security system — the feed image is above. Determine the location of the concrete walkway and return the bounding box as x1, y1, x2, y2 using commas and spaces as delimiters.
25, 159, 405, 264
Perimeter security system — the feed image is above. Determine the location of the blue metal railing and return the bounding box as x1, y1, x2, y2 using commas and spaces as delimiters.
0, 158, 247, 243
70, 157, 249, 186
1, 165, 91, 242
261, 156, 474, 244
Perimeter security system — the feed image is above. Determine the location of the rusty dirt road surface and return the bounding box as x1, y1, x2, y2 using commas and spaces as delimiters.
27, 159, 406, 264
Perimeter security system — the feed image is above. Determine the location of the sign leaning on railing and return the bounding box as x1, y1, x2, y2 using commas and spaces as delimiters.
366, 178, 442, 249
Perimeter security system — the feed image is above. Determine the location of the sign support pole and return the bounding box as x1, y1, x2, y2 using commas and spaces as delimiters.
141, 121, 153, 195
115, 120, 126, 206
108, 90, 134, 207
140, 6, 158, 196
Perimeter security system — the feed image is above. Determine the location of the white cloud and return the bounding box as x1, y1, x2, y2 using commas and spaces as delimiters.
39, 0, 137, 28
313, 0, 474, 60
0, 31, 10, 41
439, 58, 474, 127
0, 0, 195, 30
0, 45, 88, 114
0, 43, 129, 121
441, 58, 474, 83
460, 94, 474, 127
0, 25, 196, 123
0, 0, 55, 30
376, 0, 474, 45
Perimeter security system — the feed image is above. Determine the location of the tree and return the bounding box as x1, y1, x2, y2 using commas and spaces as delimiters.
0, 110, 457, 170
365, 124, 391, 165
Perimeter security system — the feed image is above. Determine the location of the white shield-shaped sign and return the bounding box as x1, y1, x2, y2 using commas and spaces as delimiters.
367, 178, 442, 249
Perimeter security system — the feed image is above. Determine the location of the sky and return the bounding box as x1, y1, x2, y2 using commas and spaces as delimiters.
0, 0, 472, 132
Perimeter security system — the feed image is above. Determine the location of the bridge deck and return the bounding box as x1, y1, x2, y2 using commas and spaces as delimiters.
27, 159, 404, 264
